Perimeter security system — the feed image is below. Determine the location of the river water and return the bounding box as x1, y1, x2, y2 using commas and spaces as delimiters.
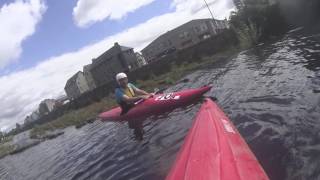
0, 29, 319, 180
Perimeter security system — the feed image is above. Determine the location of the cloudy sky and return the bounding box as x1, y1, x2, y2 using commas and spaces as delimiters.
0, 0, 235, 132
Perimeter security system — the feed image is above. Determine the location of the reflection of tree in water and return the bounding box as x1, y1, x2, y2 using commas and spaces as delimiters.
128, 119, 145, 141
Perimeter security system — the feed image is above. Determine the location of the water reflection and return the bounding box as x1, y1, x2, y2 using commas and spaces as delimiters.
128, 119, 145, 141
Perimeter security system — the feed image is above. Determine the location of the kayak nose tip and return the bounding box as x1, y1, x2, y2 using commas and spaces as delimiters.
202, 85, 213, 91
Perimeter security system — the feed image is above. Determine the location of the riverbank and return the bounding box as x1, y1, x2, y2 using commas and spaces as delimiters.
0, 129, 65, 159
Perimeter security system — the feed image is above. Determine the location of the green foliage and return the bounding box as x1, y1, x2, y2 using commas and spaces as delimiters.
0, 135, 13, 145
229, 0, 289, 47
0, 144, 14, 158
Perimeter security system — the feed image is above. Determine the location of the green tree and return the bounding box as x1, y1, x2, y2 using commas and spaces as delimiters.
229, 0, 289, 47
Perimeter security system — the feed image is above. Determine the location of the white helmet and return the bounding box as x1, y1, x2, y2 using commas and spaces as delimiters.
115, 72, 127, 81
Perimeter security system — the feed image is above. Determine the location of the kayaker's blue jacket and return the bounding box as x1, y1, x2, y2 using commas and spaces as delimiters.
115, 83, 137, 104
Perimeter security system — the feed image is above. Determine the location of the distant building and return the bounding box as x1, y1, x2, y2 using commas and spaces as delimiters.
64, 71, 90, 99
234, 0, 272, 9
25, 116, 33, 125
135, 52, 147, 67
39, 99, 57, 115
83, 64, 97, 90
30, 110, 40, 121
24, 109, 40, 125
55, 95, 69, 107
90, 42, 139, 87
22, 108, 40, 127
16, 123, 21, 130
141, 18, 229, 62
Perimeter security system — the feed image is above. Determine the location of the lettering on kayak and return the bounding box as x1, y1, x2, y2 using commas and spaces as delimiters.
221, 119, 236, 134
155, 93, 180, 101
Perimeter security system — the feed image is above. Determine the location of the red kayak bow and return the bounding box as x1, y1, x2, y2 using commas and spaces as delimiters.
166, 98, 269, 180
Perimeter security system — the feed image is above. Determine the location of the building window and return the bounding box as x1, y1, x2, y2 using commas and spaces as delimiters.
199, 33, 211, 40
160, 42, 167, 48
194, 26, 201, 33
179, 33, 184, 39
181, 39, 193, 47
201, 24, 208, 31
210, 21, 216, 29
179, 31, 190, 39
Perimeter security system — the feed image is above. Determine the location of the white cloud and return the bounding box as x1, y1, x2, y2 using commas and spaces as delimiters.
73, 0, 155, 28
0, 0, 235, 132
0, 0, 46, 69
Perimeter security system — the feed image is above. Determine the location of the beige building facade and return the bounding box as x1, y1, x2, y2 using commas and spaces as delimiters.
141, 18, 229, 62
83, 64, 97, 91
90, 43, 139, 87
64, 71, 90, 99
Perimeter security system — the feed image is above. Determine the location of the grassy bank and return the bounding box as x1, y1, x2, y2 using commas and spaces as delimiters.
0, 136, 14, 159
30, 98, 117, 138
0, 144, 15, 159
29, 48, 239, 138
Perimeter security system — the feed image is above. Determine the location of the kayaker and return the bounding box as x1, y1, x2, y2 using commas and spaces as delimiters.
115, 72, 152, 115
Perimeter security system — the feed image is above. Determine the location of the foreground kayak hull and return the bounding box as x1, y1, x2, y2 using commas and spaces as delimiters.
166, 98, 269, 180
99, 86, 211, 121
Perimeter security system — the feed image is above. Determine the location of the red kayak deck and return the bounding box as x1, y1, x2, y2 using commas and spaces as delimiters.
166, 98, 269, 180
99, 86, 211, 121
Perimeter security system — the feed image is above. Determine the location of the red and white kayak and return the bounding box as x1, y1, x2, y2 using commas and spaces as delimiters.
166, 98, 269, 180
99, 86, 211, 121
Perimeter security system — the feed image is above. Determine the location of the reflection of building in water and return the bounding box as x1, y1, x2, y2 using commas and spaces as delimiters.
128, 119, 144, 141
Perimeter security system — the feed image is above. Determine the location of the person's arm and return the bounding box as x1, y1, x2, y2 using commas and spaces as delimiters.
122, 94, 150, 103
134, 88, 150, 96
129, 83, 152, 96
